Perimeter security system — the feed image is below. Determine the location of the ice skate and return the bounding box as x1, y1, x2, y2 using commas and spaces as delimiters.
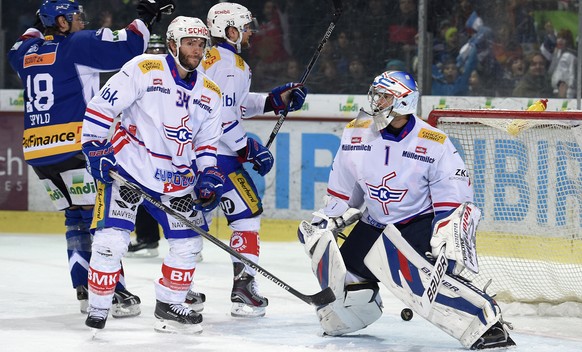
111, 288, 141, 318
470, 321, 516, 350
185, 290, 206, 313
230, 263, 268, 318
85, 306, 109, 330
154, 300, 203, 334
76, 285, 88, 314
126, 239, 159, 258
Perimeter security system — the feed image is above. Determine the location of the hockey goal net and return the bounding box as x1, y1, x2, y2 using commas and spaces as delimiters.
428, 109, 582, 305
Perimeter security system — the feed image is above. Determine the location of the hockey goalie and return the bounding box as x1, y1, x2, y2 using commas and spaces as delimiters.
297, 71, 515, 349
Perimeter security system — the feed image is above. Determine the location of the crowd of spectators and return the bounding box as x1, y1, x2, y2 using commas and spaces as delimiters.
2, 0, 580, 98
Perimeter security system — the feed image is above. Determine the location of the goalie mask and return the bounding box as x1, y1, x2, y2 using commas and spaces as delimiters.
207, 2, 258, 53
166, 16, 209, 72
367, 71, 419, 130
38, 0, 87, 28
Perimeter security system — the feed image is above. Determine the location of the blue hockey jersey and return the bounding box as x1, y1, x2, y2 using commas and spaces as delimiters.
7, 20, 150, 166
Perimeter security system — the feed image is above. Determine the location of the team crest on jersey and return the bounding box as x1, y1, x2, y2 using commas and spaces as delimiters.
366, 172, 408, 215
139, 59, 163, 73
418, 128, 446, 144
202, 47, 220, 69
163, 115, 192, 156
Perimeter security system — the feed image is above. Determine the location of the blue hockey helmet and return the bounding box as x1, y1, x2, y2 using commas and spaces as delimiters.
368, 71, 419, 116
38, 0, 85, 28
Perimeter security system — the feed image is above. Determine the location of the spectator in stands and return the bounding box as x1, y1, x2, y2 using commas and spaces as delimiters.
310, 58, 344, 94
491, 23, 523, 68
340, 56, 369, 94
497, 54, 526, 96
543, 28, 577, 98
386, 0, 418, 67
508, 0, 537, 54
512, 51, 553, 98
359, 0, 390, 75
385, 59, 407, 72
431, 44, 477, 96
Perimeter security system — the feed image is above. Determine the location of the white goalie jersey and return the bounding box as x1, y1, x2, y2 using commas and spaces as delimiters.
81, 54, 223, 196
325, 110, 473, 225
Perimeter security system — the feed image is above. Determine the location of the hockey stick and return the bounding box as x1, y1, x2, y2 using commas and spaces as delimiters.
265, 0, 343, 149
109, 171, 336, 306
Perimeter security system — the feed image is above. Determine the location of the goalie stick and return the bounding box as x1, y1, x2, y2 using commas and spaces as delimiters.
109, 171, 335, 306
265, 0, 343, 149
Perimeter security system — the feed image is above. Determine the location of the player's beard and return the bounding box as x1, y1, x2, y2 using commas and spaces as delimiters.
178, 51, 202, 72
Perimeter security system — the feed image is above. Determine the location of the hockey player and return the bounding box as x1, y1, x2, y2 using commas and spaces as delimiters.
81, 16, 224, 333
127, 34, 168, 259
297, 71, 516, 349
7, 0, 174, 317
185, 2, 308, 318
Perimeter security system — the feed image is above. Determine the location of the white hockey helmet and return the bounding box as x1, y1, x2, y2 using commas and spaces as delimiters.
207, 2, 257, 52
368, 70, 419, 116
166, 16, 209, 71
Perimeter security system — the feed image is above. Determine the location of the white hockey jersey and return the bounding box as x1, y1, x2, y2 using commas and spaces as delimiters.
200, 43, 267, 156
81, 54, 223, 196
325, 110, 473, 226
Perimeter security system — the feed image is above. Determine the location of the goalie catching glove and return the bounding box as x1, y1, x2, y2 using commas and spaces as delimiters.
82, 141, 117, 184
137, 0, 176, 29
267, 82, 308, 115
193, 166, 225, 212
429, 202, 482, 276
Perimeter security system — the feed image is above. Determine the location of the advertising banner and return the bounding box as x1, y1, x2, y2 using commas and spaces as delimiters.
0, 111, 27, 210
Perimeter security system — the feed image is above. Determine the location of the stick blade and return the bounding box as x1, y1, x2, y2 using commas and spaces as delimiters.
307, 287, 336, 306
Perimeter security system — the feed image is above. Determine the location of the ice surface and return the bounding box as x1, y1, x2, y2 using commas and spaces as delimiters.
1, 234, 581, 352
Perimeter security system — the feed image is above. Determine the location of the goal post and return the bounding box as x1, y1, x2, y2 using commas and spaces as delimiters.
428, 109, 582, 304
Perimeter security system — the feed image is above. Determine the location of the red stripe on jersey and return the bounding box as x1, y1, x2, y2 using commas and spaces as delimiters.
86, 107, 115, 123
433, 202, 461, 211
195, 145, 217, 153
327, 188, 350, 201
126, 21, 143, 37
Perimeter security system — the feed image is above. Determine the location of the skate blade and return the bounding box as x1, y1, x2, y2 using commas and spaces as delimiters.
187, 302, 204, 313
79, 300, 89, 314
125, 248, 159, 258
231, 303, 266, 318
154, 319, 203, 334
111, 304, 141, 318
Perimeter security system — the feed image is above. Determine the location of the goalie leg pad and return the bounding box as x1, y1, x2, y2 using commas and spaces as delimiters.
364, 225, 507, 348
298, 221, 347, 299
317, 282, 383, 336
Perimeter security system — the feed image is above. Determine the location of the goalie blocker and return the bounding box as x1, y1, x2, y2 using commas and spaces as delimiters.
297, 203, 515, 349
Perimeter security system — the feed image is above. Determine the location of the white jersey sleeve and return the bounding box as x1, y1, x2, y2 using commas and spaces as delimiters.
201, 45, 266, 156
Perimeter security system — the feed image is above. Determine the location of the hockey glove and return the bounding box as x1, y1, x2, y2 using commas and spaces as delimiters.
237, 138, 274, 176
267, 82, 308, 115
193, 166, 225, 212
82, 141, 117, 184
137, 0, 176, 29
429, 203, 482, 275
